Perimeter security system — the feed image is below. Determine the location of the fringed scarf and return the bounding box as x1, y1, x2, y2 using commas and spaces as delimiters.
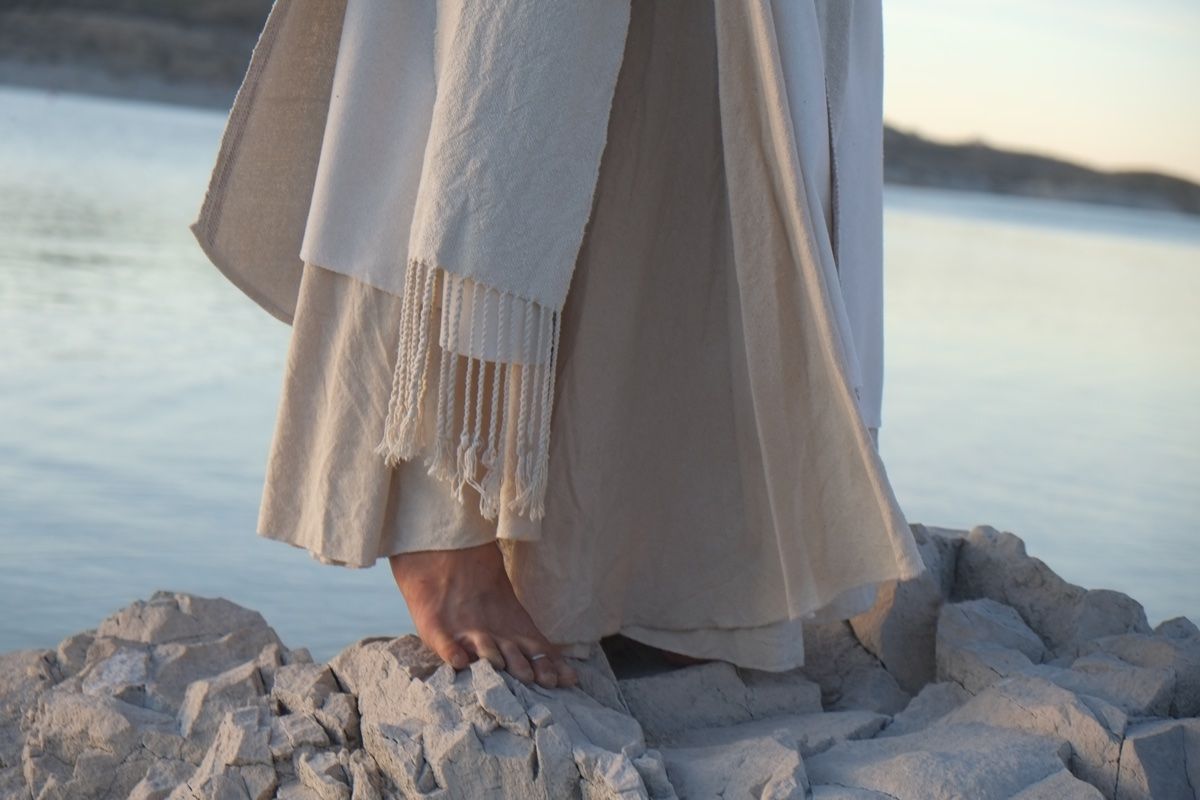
337, 0, 634, 521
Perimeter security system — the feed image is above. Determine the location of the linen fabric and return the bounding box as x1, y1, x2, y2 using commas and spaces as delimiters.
191, 0, 891, 526
242, 0, 929, 672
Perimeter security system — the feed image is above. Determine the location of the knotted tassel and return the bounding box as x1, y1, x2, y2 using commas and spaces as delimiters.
376, 257, 562, 524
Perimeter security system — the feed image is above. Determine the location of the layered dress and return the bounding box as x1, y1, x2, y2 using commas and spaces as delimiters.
191, 0, 928, 671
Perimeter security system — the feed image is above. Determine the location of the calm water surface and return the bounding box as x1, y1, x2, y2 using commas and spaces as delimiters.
2, 87, 1197, 661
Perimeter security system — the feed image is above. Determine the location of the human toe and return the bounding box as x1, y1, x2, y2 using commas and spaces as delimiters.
419, 623, 472, 670
461, 631, 506, 672
497, 638, 536, 684
554, 658, 579, 688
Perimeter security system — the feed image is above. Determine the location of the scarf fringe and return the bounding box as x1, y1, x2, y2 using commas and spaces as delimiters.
374, 258, 561, 522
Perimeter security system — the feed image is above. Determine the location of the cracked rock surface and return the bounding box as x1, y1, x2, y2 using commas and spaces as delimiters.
1, 525, 1196, 798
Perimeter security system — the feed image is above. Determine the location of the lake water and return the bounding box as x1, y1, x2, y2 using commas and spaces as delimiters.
2, 86, 1197, 663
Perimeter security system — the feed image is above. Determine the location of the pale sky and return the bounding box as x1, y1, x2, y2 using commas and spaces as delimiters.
882, 0, 1200, 183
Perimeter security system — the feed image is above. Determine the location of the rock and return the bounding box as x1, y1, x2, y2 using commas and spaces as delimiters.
954, 525, 1152, 658
660, 730, 807, 799
847, 575, 942, 696
81, 591, 288, 718
804, 720, 1074, 798
169, 705, 276, 800
270, 662, 361, 747
269, 714, 330, 760
178, 660, 270, 749
331, 634, 664, 797
878, 680, 971, 737
149, 630, 284, 718
914, 524, 971, 596
342, 748, 384, 800
941, 598, 1048, 663
737, 666, 826, 718
272, 663, 341, 715
81, 644, 153, 708
22, 689, 178, 799
98, 591, 273, 646
1155, 616, 1200, 640
936, 599, 1041, 694
0, 765, 26, 800
1078, 631, 1200, 717
2, 551, 1195, 800
313, 693, 360, 749
619, 661, 821, 743
1114, 716, 1200, 800
664, 710, 887, 756
848, 526, 947, 694
810, 786, 897, 799
931, 674, 1125, 796
0, 648, 58, 768
789, 620, 912, 714
1008, 768, 1108, 799
1026, 654, 1176, 718
55, 630, 95, 680
295, 749, 349, 800
129, 758, 196, 800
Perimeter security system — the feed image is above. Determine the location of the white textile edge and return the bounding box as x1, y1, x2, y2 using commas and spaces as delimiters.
374, 257, 561, 522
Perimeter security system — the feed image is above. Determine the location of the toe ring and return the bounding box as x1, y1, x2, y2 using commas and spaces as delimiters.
529, 653, 549, 662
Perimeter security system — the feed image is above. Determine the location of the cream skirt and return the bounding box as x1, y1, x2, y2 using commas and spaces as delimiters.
258, 0, 924, 671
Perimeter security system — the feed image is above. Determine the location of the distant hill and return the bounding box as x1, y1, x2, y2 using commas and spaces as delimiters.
2, 0, 1197, 217
884, 127, 1200, 216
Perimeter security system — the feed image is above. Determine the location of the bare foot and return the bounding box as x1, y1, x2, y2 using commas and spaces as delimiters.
389, 541, 578, 690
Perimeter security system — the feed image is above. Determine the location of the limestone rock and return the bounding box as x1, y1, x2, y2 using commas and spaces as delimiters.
1078, 630, 1200, 717
849, 525, 948, 694
1008, 768, 1108, 799
97, 591, 273, 645
1114, 716, 1200, 800
3, 542, 1196, 800
809, 786, 898, 799
270, 714, 331, 760
913, 524, 971, 597
148, 629, 284, 718
804, 720, 1074, 798
954, 525, 1151, 658
887, 683, 968, 739
330, 635, 666, 798
1155, 615, 1200, 640
0, 648, 58, 769
55, 630, 95, 680
22, 689, 178, 799
272, 663, 341, 716
931, 674, 1125, 796
178, 660, 271, 751
789, 619, 912, 714
936, 599, 1043, 694
619, 661, 821, 743
129, 758, 196, 800
295, 748, 350, 800
1025, 654, 1176, 718
660, 730, 807, 799
665, 710, 887, 756
168, 705, 276, 800
49, 592, 290, 727
81, 644, 153, 707
940, 597, 1048, 663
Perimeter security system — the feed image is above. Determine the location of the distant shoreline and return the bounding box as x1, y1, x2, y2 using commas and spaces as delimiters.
3, 54, 1198, 219
0, 59, 234, 111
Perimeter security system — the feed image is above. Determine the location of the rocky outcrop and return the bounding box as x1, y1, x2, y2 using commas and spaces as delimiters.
1, 524, 1195, 798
